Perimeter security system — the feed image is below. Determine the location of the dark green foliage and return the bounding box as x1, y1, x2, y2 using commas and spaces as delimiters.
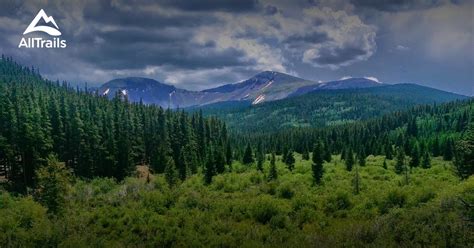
385, 143, 393, 160
409, 142, 420, 167
345, 149, 354, 171
214, 146, 226, 174
357, 148, 366, 167
232, 99, 472, 170
454, 123, 474, 179
164, 156, 178, 187
383, 158, 388, 169
225, 142, 233, 165
0, 58, 229, 191
395, 147, 405, 174
422, 151, 431, 169
282, 146, 288, 162
312, 142, 324, 185
285, 150, 295, 171
204, 149, 216, 185
444, 138, 454, 161
302, 146, 310, 160
323, 143, 332, 162
242, 143, 254, 164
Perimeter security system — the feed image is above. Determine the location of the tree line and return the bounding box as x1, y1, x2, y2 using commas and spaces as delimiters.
0, 56, 231, 192
233, 99, 473, 181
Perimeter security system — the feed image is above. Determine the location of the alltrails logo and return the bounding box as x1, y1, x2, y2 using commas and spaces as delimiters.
18, 9, 67, 48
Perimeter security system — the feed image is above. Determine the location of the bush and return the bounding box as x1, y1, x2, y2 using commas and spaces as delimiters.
325, 191, 353, 214
277, 183, 295, 199
250, 196, 286, 224
0, 193, 53, 247
380, 189, 407, 213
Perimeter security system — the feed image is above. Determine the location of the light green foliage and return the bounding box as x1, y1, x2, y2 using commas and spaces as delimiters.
1, 154, 472, 247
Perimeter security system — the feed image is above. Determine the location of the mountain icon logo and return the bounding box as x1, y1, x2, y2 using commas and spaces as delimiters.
23, 9, 61, 36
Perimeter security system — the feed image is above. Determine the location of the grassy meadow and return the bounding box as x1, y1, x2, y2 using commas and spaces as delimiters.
1, 154, 472, 247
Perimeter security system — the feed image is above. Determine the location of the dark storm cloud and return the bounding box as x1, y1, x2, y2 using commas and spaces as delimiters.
0, 0, 471, 94
351, 0, 443, 12
160, 0, 259, 12
83, 0, 217, 27
74, 37, 253, 70
98, 28, 190, 44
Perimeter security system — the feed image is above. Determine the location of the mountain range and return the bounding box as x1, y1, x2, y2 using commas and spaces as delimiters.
198, 83, 468, 132
98, 71, 384, 108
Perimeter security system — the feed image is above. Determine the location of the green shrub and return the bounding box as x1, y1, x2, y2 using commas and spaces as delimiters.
250, 196, 286, 224
269, 214, 288, 229
325, 191, 353, 214
380, 189, 407, 213
277, 183, 295, 199
0, 193, 53, 247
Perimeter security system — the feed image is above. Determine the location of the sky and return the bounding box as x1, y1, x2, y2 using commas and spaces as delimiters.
0, 0, 472, 95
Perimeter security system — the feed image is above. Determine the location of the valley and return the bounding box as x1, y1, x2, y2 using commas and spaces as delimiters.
0, 57, 472, 247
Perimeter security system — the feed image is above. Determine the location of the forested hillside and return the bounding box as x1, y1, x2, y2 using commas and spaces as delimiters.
226, 98, 473, 177
0, 56, 230, 192
0, 57, 472, 247
200, 84, 467, 132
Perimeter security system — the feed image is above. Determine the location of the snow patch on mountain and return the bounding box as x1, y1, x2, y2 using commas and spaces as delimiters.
252, 94, 265, 105
364, 76, 380, 83
261, 80, 273, 90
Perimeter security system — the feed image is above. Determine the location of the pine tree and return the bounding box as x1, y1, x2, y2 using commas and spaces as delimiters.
282, 146, 288, 162
383, 158, 388, 169
312, 142, 324, 185
409, 142, 420, 167
432, 136, 440, 157
214, 145, 226, 174
395, 147, 405, 174
323, 142, 332, 162
268, 152, 277, 181
285, 150, 295, 171
225, 142, 232, 165
407, 117, 418, 137
164, 156, 178, 187
385, 143, 393, 160
345, 148, 354, 171
177, 149, 188, 180
302, 145, 310, 160
454, 123, 474, 179
34, 154, 71, 214
204, 149, 216, 185
242, 143, 254, 164
443, 138, 454, 161
357, 149, 366, 167
421, 151, 431, 169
